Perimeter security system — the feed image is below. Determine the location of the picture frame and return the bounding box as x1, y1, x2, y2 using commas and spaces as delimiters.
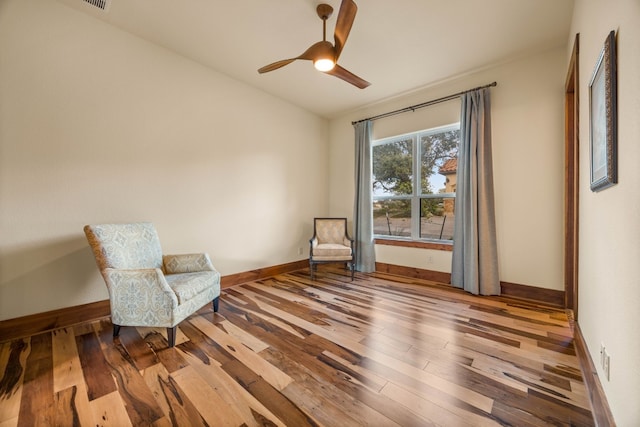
589, 30, 617, 192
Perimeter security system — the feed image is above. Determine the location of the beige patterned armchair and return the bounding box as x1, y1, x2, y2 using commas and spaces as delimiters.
309, 217, 355, 280
84, 222, 220, 347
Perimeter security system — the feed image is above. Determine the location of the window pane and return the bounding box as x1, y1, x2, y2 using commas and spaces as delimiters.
420, 197, 455, 240
373, 199, 411, 237
373, 138, 413, 196
420, 128, 459, 195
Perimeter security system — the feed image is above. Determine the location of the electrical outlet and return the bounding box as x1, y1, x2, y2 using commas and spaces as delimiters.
603, 349, 611, 381
297, 247, 303, 255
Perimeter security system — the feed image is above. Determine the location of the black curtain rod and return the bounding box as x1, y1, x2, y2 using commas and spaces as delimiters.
351, 81, 497, 125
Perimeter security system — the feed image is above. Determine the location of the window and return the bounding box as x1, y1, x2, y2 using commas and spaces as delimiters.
372, 124, 459, 242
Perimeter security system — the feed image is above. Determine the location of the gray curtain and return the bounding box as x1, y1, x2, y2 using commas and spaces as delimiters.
451, 88, 500, 295
353, 120, 376, 272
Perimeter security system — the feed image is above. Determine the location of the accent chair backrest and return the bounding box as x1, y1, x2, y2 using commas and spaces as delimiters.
315, 218, 347, 244
84, 223, 163, 271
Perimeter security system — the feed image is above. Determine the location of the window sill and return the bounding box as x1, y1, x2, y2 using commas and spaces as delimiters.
374, 238, 453, 252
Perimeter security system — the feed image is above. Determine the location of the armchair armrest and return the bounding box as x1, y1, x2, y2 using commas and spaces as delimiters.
163, 253, 216, 274
103, 268, 178, 325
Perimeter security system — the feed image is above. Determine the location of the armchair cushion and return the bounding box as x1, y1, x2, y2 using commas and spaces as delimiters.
315, 219, 350, 244
311, 243, 352, 260
165, 271, 220, 304
164, 253, 216, 274
86, 222, 163, 271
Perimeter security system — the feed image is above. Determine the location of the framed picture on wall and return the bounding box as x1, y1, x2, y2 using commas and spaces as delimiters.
589, 30, 617, 192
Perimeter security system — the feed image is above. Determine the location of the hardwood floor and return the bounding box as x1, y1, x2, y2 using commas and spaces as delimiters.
0, 268, 595, 426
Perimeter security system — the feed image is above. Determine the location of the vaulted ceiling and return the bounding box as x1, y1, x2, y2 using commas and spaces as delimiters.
58, 0, 575, 118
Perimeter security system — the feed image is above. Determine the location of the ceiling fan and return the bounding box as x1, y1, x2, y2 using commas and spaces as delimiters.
258, 0, 370, 89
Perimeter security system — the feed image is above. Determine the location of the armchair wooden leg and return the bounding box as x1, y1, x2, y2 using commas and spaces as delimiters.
167, 326, 177, 347
213, 296, 220, 312
113, 324, 121, 338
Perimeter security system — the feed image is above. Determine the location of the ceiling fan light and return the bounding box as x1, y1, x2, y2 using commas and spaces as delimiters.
314, 58, 335, 72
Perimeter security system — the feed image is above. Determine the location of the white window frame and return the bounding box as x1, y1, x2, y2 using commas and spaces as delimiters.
372, 123, 459, 242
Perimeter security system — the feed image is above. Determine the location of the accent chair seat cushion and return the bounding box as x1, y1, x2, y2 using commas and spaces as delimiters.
165, 271, 220, 304
312, 243, 352, 261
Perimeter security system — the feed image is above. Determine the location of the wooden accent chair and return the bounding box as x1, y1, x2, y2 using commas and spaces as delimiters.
309, 217, 355, 280
84, 222, 220, 347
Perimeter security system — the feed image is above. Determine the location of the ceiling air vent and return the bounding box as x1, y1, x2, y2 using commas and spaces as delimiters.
81, 0, 111, 12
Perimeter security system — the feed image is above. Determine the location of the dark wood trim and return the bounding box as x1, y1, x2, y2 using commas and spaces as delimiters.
0, 260, 309, 343
572, 321, 617, 426
0, 299, 111, 343
375, 262, 452, 283
500, 281, 565, 308
565, 33, 580, 318
375, 263, 565, 308
220, 259, 308, 288
374, 238, 453, 251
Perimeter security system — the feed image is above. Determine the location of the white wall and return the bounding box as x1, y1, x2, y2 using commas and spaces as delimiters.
329, 48, 567, 290
0, 0, 328, 321
569, 0, 640, 424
